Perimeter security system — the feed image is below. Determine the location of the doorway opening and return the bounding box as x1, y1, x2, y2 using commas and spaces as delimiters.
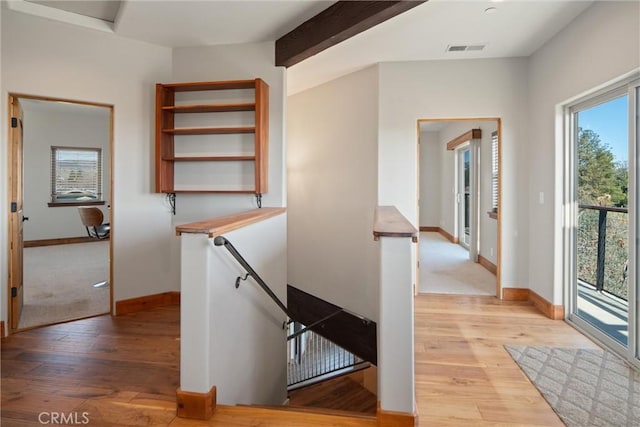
416, 118, 501, 297
7, 94, 114, 332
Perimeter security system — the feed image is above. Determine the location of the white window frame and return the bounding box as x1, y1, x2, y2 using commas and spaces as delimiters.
50, 146, 104, 206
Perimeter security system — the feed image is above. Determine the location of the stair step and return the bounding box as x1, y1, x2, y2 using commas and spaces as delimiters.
217, 404, 377, 426
288, 373, 377, 415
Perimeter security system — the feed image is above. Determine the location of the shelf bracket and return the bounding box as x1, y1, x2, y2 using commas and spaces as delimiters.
255, 193, 262, 209
166, 193, 176, 215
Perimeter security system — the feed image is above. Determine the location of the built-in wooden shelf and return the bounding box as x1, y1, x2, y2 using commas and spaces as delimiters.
163, 80, 257, 91
162, 103, 256, 113
155, 79, 269, 195
164, 156, 256, 162
162, 126, 255, 135
172, 190, 256, 194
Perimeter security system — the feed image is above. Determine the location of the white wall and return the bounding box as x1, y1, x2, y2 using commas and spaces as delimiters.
23, 107, 111, 240
180, 213, 287, 405
378, 235, 415, 414
287, 66, 379, 321
435, 121, 498, 264
418, 131, 441, 227
1, 10, 174, 321
378, 59, 529, 288
527, 1, 640, 304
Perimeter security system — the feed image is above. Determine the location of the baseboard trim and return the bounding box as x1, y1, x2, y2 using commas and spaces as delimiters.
501, 288, 564, 319
529, 289, 564, 320
176, 386, 216, 420
478, 255, 497, 275
502, 288, 530, 301
437, 228, 458, 244
377, 402, 417, 427
419, 226, 439, 232
24, 236, 107, 247
115, 291, 180, 315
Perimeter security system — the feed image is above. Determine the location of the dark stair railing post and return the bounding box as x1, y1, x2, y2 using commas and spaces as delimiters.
596, 209, 607, 292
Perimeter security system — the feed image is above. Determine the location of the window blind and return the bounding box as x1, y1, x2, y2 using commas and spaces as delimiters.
50, 146, 102, 202
491, 131, 498, 211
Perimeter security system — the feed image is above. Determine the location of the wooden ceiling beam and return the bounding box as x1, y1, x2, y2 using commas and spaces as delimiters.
276, 1, 427, 68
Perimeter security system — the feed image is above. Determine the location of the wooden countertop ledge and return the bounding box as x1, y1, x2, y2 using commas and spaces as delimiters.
373, 206, 418, 243
176, 207, 286, 237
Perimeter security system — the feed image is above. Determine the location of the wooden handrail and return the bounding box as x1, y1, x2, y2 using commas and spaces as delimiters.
176, 207, 286, 237
373, 206, 418, 243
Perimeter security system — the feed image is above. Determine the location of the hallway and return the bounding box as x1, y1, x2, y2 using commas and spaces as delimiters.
419, 232, 496, 295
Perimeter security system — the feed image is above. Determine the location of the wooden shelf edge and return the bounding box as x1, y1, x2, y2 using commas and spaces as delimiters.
169, 190, 257, 194
163, 103, 255, 113
163, 156, 256, 162
162, 79, 258, 92
163, 127, 255, 135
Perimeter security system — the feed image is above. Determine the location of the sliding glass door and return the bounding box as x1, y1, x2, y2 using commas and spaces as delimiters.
458, 147, 471, 250
567, 76, 639, 368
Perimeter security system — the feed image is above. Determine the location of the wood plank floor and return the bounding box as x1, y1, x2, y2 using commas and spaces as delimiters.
1, 295, 600, 426
415, 294, 599, 426
288, 372, 377, 414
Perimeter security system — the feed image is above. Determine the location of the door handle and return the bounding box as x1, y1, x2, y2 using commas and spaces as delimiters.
22, 216, 29, 222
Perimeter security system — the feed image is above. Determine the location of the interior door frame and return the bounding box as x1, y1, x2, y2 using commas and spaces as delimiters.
416, 117, 502, 298
6, 93, 115, 333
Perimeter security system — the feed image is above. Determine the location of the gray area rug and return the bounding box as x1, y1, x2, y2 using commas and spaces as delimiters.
505, 345, 640, 427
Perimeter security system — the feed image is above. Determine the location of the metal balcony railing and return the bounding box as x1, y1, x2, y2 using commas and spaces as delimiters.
578, 204, 628, 301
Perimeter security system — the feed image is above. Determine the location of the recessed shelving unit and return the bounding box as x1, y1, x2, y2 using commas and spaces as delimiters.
155, 79, 269, 195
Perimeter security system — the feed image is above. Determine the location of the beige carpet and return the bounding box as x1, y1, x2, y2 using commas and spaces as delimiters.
419, 231, 496, 295
505, 345, 640, 427
19, 241, 110, 329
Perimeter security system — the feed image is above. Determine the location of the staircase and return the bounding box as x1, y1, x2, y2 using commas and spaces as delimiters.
284, 285, 378, 416
213, 239, 379, 421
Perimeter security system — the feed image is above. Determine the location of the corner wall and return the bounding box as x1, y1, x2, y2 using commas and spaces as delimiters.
527, 1, 640, 304
287, 66, 379, 321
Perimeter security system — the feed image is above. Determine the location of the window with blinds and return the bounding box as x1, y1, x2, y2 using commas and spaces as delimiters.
50, 146, 102, 203
491, 131, 498, 212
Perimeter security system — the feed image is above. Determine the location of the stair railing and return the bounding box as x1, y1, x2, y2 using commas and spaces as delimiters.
214, 235, 294, 319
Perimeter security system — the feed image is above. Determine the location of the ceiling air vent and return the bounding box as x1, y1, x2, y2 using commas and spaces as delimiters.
446, 44, 486, 52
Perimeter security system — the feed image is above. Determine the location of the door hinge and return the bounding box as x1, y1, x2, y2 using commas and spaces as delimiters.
11, 202, 17, 213
11, 117, 17, 128
11, 287, 17, 298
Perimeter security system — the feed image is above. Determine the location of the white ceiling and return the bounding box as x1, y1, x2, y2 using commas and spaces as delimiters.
287, 0, 593, 94
27, 0, 122, 22
8, 0, 594, 95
